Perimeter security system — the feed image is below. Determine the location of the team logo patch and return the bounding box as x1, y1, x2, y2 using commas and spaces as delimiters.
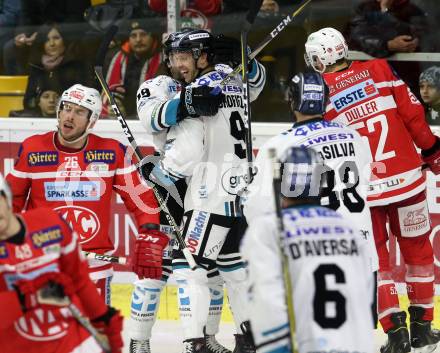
69, 89, 84, 100
31, 225, 63, 248
330, 79, 378, 112
89, 163, 109, 172
55, 205, 100, 243
84, 149, 116, 164
0, 244, 8, 258
398, 200, 430, 238
221, 165, 257, 195
27, 151, 58, 166
44, 181, 101, 201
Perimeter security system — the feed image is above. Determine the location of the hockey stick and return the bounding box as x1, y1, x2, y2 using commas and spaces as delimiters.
241, 0, 263, 184
94, 26, 198, 271
83, 251, 128, 265
268, 148, 297, 352
220, 0, 312, 87
37, 289, 111, 352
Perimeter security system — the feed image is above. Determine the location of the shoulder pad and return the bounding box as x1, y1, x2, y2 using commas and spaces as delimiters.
137, 75, 181, 101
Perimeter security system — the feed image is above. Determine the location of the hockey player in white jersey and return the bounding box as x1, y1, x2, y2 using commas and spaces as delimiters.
241, 146, 375, 353
244, 71, 378, 275
133, 29, 265, 353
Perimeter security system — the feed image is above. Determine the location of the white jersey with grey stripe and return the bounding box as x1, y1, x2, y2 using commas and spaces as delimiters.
137, 62, 265, 216
244, 118, 378, 272
137, 62, 265, 138
241, 206, 375, 353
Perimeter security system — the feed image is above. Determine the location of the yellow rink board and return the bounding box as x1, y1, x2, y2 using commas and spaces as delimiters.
111, 283, 440, 326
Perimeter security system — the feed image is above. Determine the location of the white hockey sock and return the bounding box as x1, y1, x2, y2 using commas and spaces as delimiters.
128, 278, 166, 341
174, 267, 210, 339
206, 271, 224, 336
221, 266, 249, 333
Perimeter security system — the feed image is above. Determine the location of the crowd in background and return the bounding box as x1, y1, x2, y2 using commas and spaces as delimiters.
1, 0, 440, 124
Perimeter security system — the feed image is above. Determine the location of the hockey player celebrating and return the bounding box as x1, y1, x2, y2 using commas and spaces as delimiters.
135, 28, 266, 353
0, 174, 124, 353
305, 27, 440, 353
241, 146, 375, 353
6, 84, 167, 304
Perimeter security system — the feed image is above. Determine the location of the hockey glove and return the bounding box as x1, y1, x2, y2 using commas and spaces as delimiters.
213, 34, 254, 70
213, 34, 242, 67
176, 85, 224, 122
422, 136, 440, 174
14, 272, 74, 311
91, 306, 124, 353
132, 229, 169, 279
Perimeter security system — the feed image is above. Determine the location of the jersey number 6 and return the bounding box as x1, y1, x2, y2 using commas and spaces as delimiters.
313, 264, 347, 329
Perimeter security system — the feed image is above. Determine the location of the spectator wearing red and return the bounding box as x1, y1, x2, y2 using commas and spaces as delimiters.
148, 0, 221, 16
103, 20, 163, 118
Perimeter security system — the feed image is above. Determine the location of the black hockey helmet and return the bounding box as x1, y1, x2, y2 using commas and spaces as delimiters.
163, 28, 215, 62
280, 146, 327, 201
286, 72, 329, 115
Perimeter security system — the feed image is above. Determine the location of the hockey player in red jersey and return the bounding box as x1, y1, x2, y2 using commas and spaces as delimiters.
6, 84, 169, 304
305, 27, 440, 353
0, 174, 124, 353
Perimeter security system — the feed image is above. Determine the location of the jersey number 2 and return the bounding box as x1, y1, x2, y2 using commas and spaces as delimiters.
313, 264, 347, 329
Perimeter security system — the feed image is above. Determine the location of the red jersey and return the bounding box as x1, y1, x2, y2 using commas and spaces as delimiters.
6, 132, 159, 280
323, 59, 436, 206
0, 208, 106, 353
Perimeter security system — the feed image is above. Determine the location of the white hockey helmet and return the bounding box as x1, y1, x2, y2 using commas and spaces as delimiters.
304, 27, 348, 73
0, 173, 12, 208
57, 84, 102, 143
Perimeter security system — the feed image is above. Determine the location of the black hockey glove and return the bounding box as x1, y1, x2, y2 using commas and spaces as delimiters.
176, 85, 224, 122
213, 34, 242, 67
213, 34, 254, 70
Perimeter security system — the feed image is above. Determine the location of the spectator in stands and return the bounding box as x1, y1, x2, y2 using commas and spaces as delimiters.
223, 0, 296, 14
3, 0, 90, 75
0, 0, 21, 72
23, 23, 90, 111
346, 0, 428, 94
419, 66, 440, 126
9, 82, 60, 118
103, 20, 164, 118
